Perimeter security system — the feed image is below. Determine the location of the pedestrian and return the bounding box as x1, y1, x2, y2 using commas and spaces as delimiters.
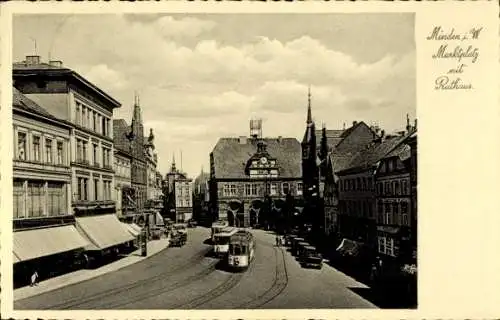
275, 235, 279, 246
30, 270, 38, 286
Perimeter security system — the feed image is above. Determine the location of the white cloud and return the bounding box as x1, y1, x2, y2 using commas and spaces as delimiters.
15, 15, 414, 178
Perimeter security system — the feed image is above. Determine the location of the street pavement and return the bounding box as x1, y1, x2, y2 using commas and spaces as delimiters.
14, 227, 377, 310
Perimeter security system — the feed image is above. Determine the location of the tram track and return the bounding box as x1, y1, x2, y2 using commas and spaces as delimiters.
39, 246, 212, 310
91, 259, 220, 309
236, 240, 289, 309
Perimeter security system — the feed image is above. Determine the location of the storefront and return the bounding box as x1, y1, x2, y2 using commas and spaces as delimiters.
75, 214, 135, 265
13, 224, 90, 287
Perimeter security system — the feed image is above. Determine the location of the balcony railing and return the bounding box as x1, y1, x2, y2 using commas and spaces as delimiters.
74, 159, 90, 166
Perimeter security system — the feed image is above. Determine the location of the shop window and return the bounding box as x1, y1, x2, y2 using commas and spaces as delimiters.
297, 182, 303, 195
270, 183, 278, 195
13, 180, 25, 218
47, 182, 66, 216
27, 181, 44, 217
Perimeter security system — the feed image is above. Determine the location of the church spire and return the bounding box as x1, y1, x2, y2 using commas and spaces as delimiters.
133, 91, 142, 125
306, 85, 312, 124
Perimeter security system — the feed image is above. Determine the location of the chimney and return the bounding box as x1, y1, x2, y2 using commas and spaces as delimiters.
238, 136, 247, 144
49, 60, 63, 68
352, 121, 358, 127
414, 118, 417, 130
26, 55, 40, 65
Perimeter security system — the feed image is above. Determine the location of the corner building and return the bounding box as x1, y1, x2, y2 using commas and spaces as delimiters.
14, 56, 134, 261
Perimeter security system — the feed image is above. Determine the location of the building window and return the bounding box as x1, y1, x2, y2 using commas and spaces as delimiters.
402, 180, 408, 195
45, 138, 52, 163
392, 202, 399, 224
82, 141, 88, 162
229, 184, 237, 196
93, 144, 99, 166
17, 132, 27, 160
47, 182, 66, 216
395, 181, 400, 195
401, 202, 409, 226
32, 136, 41, 162
270, 183, 278, 195
102, 118, 107, 136
384, 203, 391, 224
361, 178, 366, 191
13, 180, 25, 218
27, 181, 44, 217
75, 103, 81, 125
77, 177, 88, 201
368, 178, 373, 190
245, 184, 251, 196
93, 111, 98, 132
297, 182, 303, 195
57, 141, 64, 165
94, 179, 99, 200
251, 184, 258, 196
386, 237, 395, 256
282, 183, 290, 195
82, 107, 87, 128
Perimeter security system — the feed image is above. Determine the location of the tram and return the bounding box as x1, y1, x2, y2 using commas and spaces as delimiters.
213, 227, 238, 258
227, 230, 256, 271
211, 220, 229, 242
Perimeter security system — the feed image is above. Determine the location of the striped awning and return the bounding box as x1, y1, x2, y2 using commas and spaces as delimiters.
76, 214, 135, 251
13, 225, 89, 263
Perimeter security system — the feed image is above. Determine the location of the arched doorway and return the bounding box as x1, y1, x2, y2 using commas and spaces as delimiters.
250, 200, 263, 227
227, 201, 242, 227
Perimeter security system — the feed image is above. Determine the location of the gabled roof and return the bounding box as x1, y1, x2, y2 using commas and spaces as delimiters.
336, 131, 415, 175
211, 137, 301, 179
384, 142, 411, 162
113, 119, 131, 153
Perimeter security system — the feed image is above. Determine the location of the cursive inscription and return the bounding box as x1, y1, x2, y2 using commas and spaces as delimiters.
427, 26, 483, 91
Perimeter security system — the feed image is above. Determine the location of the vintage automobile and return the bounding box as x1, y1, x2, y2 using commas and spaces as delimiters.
300, 246, 323, 269
170, 232, 187, 247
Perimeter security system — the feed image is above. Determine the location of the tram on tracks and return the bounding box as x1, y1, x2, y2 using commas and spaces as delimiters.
211, 220, 229, 242
227, 229, 256, 271
213, 226, 238, 258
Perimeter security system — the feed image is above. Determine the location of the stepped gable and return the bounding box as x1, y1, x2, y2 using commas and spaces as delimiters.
113, 119, 131, 153
13, 87, 59, 120
212, 137, 301, 179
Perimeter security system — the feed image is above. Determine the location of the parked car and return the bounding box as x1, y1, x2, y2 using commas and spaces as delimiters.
187, 219, 198, 228
300, 247, 323, 269
170, 232, 187, 247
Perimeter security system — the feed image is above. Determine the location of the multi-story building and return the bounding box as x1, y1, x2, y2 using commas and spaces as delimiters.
164, 159, 192, 222
113, 96, 147, 213
14, 56, 134, 259
209, 121, 302, 228
114, 148, 132, 218
335, 119, 417, 255
12, 87, 90, 285
408, 130, 417, 260
144, 128, 159, 202
322, 121, 378, 238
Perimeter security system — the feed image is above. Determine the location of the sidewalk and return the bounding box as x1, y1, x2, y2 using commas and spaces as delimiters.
14, 238, 170, 302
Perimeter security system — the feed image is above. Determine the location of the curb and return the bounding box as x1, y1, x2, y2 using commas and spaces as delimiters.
14, 240, 170, 302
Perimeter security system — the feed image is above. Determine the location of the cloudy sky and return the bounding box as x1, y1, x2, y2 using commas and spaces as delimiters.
13, 13, 415, 179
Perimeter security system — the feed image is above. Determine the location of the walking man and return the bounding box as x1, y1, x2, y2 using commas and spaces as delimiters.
30, 270, 39, 286
275, 235, 279, 247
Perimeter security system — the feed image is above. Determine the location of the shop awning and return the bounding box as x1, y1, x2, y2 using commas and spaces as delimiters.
122, 222, 141, 237
129, 223, 142, 234
13, 225, 89, 262
76, 214, 135, 251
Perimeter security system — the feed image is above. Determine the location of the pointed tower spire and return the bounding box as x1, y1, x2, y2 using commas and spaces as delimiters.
306, 85, 312, 124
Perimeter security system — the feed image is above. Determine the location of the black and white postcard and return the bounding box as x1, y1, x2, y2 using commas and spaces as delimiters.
0, 1, 499, 319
